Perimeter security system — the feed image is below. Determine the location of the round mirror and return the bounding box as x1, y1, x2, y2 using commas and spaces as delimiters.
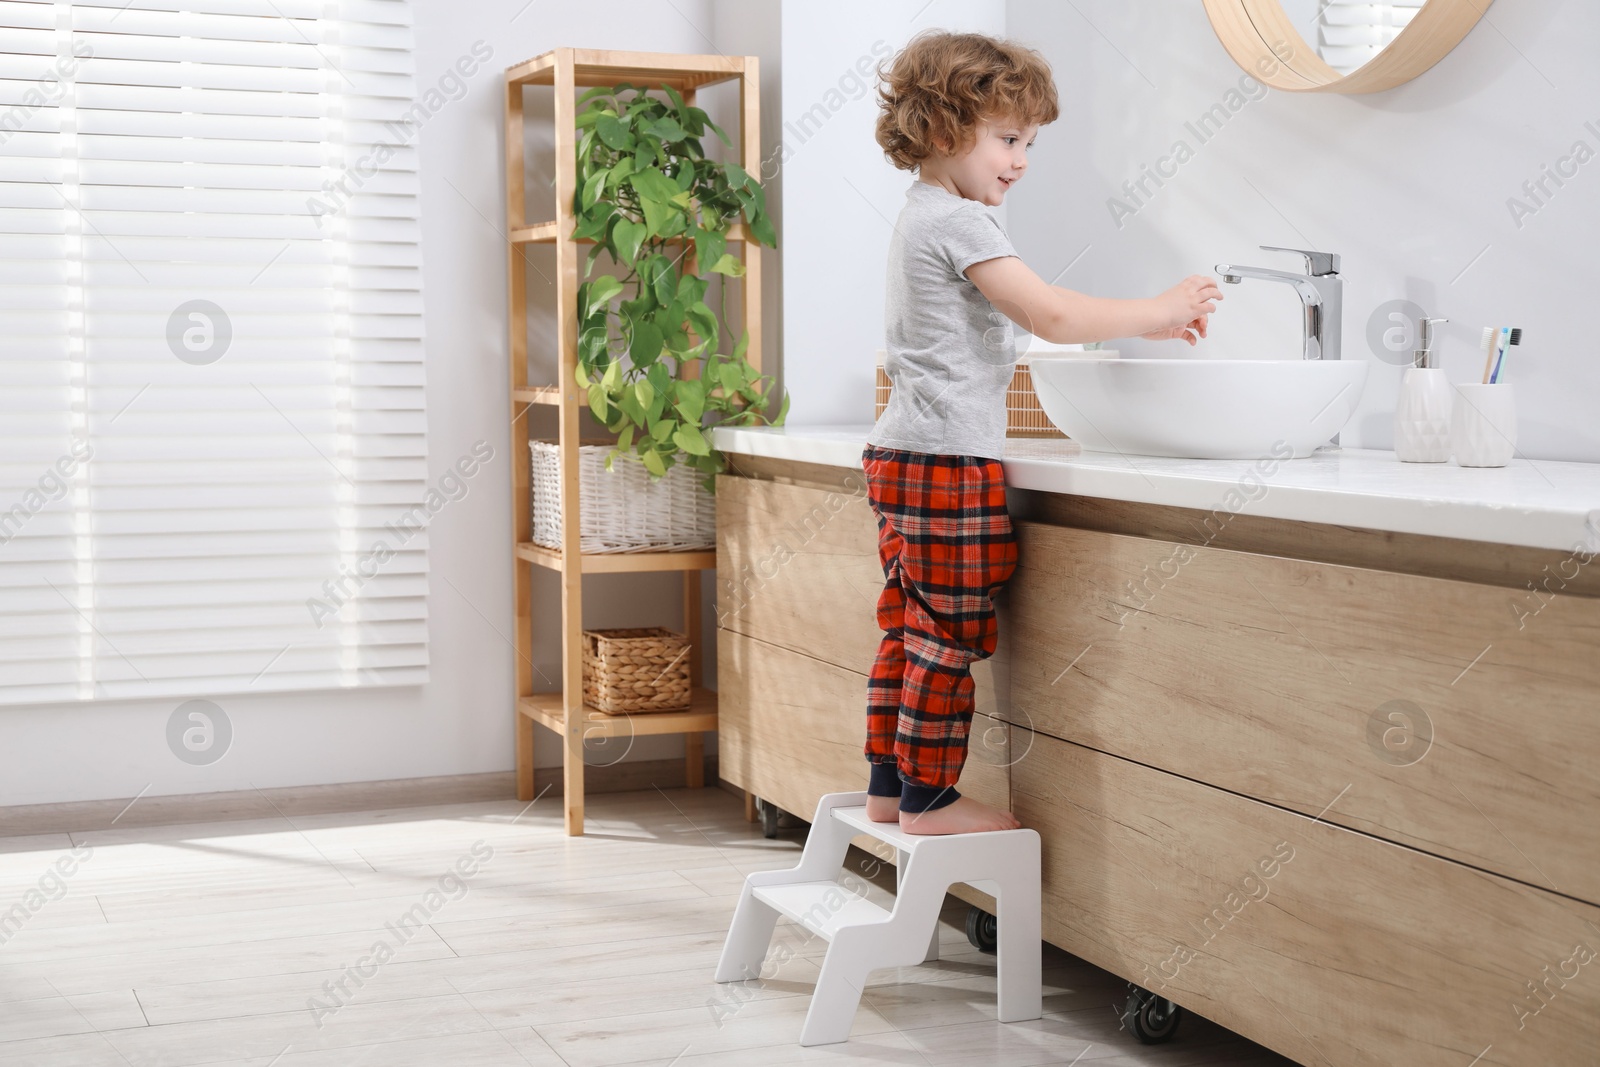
1202, 0, 1496, 93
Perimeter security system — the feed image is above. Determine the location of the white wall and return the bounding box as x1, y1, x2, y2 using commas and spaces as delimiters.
0, 0, 768, 807
15, 1, 1592, 808
713, 0, 785, 405
1004, 0, 1598, 460
778, 0, 1008, 428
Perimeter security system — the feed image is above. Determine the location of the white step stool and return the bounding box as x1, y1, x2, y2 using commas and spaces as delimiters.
713, 790, 1042, 1046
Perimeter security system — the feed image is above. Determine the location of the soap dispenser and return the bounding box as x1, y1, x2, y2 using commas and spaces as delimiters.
1393, 316, 1452, 463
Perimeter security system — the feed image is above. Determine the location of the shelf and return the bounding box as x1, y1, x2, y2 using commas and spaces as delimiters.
507, 49, 747, 91
514, 384, 762, 407
511, 220, 751, 245
516, 541, 717, 573
511, 221, 561, 244
507, 46, 759, 833
519, 685, 719, 738
513, 385, 576, 405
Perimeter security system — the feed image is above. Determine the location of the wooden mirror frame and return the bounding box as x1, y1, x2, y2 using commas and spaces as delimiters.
1201, 0, 1495, 94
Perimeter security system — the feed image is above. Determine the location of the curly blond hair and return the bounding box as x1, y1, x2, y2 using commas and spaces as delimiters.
874, 30, 1059, 171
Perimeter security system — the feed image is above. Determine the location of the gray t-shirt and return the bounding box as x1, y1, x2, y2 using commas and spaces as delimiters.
865, 180, 1020, 461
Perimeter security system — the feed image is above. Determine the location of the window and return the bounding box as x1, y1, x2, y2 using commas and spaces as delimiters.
1314, 1, 1426, 75
0, 0, 428, 705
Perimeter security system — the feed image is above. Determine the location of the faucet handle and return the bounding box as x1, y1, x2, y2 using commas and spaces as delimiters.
1259, 245, 1341, 276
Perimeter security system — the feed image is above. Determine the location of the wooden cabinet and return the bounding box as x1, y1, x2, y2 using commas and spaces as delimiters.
714, 455, 1600, 1066
713, 464, 1010, 831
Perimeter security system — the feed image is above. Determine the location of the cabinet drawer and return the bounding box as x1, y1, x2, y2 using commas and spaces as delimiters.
1017, 729, 1600, 1067
1008, 521, 1600, 903
716, 627, 1010, 823
714, 472, 1005, 698
715, 473, 884, 673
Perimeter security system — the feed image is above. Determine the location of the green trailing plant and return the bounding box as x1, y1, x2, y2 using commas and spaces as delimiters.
571, 82, 787, 495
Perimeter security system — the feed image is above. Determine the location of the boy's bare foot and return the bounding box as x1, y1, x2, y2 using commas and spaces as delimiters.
898, 796, 1022, 835
863, 794, 901, 822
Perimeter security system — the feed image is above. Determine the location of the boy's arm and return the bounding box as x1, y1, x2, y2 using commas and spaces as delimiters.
965, 255, 1223, 347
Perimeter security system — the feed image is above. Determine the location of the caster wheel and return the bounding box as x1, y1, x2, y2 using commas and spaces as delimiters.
965, 906, 997, 954
1121, 985, 1183, 1045
757, 798, 780, 838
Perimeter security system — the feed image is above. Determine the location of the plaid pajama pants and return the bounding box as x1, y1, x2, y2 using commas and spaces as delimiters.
860, 443, 1019, 813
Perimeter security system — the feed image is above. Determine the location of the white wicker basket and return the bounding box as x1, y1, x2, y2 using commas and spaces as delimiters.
530, 439, 716, 553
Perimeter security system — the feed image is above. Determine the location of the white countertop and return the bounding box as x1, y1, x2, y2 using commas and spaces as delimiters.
710, 424, 1600, 553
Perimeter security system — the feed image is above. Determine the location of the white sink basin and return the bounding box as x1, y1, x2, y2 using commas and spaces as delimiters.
1028, 357, 1369, 460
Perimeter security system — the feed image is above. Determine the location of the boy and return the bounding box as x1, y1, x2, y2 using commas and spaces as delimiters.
864, 30, 1223, 834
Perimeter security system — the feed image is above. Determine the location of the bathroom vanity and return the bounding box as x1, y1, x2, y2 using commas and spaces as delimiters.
711, 424, 1600, 1067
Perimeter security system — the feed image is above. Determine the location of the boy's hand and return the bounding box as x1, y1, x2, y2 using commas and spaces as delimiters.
1142, 317, 1209, 346
1144, 274, 1222, 346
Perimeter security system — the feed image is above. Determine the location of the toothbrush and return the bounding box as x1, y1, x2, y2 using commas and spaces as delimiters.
1487, 328, 1506, 383
1491, 328, 1522, 384
1480, 327, 1498, 384
1484, 327, 1509, 384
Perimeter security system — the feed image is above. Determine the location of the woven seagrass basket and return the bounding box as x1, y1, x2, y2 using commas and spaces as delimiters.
873, 350, 1067, 438
530, 438, 715, 553
581, 627, 692, 714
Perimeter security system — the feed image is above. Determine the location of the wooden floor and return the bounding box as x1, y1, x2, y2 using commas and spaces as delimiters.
0, 782, 1298, 1066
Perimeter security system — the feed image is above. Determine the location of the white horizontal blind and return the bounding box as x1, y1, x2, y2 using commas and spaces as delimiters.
1316, 1, 1425, 74
0, 0, 428, 705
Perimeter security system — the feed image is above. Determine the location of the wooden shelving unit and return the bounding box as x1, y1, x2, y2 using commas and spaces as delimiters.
504, 49, 763, 835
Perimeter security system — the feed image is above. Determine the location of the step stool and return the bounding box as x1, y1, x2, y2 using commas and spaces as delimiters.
713, 790, 1041, 1046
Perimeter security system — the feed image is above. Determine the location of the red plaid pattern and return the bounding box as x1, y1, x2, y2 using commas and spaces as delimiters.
861, 443, 1019, 792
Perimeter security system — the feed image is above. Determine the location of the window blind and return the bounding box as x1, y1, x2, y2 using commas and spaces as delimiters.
0, 0, 428, 705
1315, 1, 1425, 74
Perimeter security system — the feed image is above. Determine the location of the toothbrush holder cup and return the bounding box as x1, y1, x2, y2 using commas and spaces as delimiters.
1451, 383, 1517, 467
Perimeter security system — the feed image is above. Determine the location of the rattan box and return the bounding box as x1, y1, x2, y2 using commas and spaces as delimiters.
581, 627, 692, 714
873, 350, 1067, 438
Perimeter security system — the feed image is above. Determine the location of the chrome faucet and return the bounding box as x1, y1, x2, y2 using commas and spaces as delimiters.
1214, 246, 1345, 450
1214, 246, 1343, 362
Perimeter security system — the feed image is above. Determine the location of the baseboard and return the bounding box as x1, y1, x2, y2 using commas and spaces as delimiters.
529, 753, 738, 800
0, 755, 741, 839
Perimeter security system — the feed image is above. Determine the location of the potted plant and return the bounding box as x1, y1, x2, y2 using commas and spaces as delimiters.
570, 83, 787, 495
